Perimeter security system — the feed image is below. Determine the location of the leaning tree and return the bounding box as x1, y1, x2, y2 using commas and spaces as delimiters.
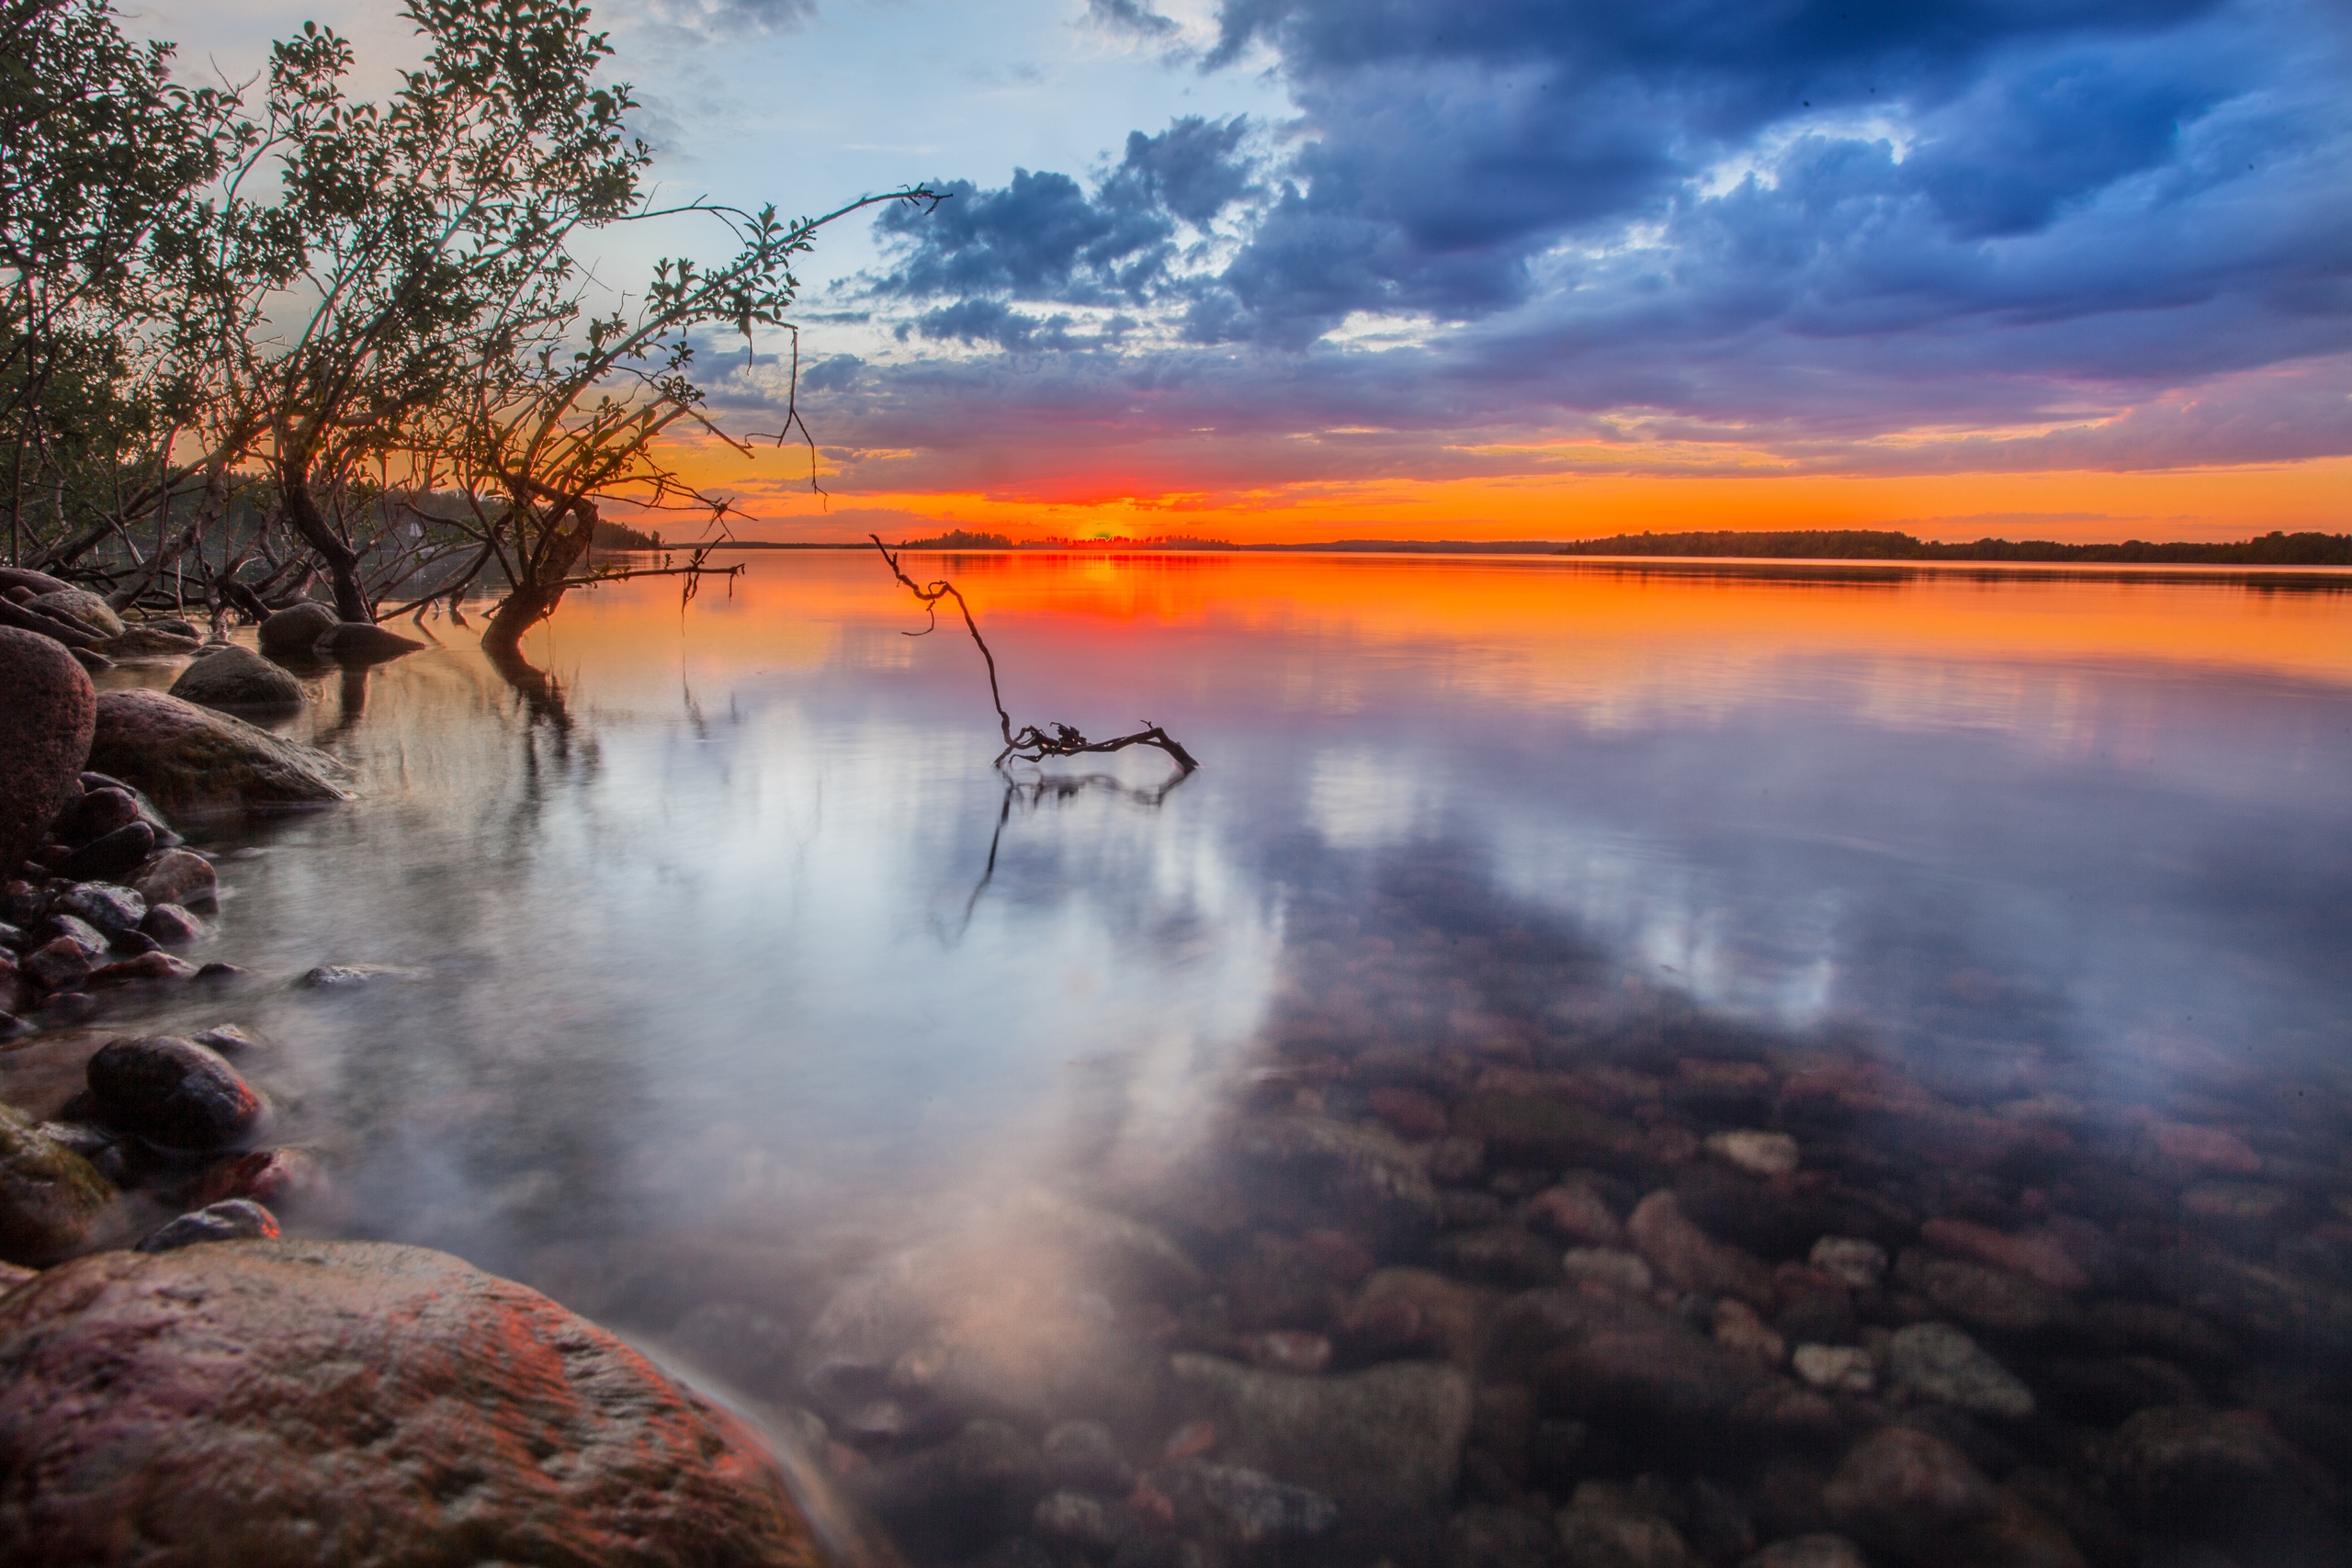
234, 0, 934, 644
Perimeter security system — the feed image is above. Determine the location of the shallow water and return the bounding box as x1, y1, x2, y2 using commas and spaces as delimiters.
50, 553, 2352, 1564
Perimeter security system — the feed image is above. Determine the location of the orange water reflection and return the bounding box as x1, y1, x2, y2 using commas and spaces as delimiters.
537, 550, 2352, 702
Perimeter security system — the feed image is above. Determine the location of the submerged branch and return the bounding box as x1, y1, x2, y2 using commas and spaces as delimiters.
868, 535, 1199, 774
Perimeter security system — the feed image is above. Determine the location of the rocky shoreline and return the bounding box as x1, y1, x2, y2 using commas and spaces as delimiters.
4, 604, 2351, 1567
1, 613, 827, 1565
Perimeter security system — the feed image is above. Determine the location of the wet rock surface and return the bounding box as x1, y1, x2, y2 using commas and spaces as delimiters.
87, 689, 350, 812
0, 627, 96, 874
0, 1102, 114, 1264
137, 1197, 280, 1252
0, 1241, 821, 1566
255, 600, 340, 657
28, 587, 123, 637
85, 1035, 266, 1149
168, 642, 306, 708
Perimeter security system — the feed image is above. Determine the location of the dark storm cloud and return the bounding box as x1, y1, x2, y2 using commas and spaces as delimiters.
868, 117, 1255, 315
820, 0, 2352, 483
1086, 0, 1180, 41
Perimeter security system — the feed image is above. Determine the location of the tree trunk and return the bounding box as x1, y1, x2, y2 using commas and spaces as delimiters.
479, 498, 597, 660
278, 467, 371, 623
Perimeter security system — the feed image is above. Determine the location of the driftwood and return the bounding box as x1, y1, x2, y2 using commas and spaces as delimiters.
870, 536, 1198, 773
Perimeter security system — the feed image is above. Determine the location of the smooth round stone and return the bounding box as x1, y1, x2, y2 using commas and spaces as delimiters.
0, 628, 96, 876
1707, 1129, 1801, 1178
1792, 1344, 1875, 1394
140, 904, 203, 946
131, 849, 217, 908
296, 963, 423, 988
1824, 1427, 1996, 1553
168, 644, 304, 708
136, 1198, 280, 1252
55, 883, 144, 936
35, 912, 106, 954
86, 950, 198, 987
20, 938, 94, 992
1810, 1236, 1888, 1289
85, 1035, 266, 1150
52, 787, 139, 846
255, 601, 339, 657
1886, 1322, 2035, 1418
1564, 1246, 1655, 1295
59, 821, 154, 881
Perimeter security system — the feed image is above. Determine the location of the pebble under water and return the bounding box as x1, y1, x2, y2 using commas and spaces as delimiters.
15, 551, 2352, 1568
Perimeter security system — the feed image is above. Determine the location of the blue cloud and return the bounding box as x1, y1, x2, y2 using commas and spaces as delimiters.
821, 0, 2352, 480
868, 117, 1256, 307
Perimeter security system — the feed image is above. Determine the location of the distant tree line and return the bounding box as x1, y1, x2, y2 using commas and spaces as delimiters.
868, 530, 2352, 563
1550, 529, 2352, 565
590, 519, 663, 552
1, 0, 933, 654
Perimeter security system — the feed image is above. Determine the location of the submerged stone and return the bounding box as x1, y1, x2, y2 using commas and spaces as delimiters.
1707, 1129, 1801, 1178
1885, 1323, 2034, 1418
1170, 1352, 1473, 1511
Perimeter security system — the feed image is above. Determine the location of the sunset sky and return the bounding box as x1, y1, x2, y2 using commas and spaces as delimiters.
158, 0, 2352, 544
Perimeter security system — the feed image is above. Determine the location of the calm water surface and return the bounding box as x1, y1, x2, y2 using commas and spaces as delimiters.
69, 554, 2352, 1564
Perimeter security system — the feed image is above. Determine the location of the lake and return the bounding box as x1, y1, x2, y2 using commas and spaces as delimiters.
64, 550, 2352, 1564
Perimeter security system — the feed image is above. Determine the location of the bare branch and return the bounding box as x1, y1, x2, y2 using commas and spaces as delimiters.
868, 535, 1198, 774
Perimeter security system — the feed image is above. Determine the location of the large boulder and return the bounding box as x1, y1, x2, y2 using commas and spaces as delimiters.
255, 601, 339, 658
87, 689, 350, 813
0, 1101, 115, 1265
1169, 1351, 1473, 1512
167, 643, 305, 708
1825, 1427, 2086, 1568
0, 626, 96, 872
0, 1241, 823, 1566
0, 566, 72, 598
28, 588, 124, 638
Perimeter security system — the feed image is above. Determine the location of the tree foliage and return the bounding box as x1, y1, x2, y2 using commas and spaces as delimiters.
0, 0, 935, 642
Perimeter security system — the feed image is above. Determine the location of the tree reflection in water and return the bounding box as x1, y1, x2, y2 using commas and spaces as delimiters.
947, 764, 1196, 944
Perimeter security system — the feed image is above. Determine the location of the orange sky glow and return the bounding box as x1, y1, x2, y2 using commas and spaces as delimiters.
639, 440, 2351, 547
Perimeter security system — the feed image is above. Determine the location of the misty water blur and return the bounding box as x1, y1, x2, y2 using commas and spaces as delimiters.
80, 551, 2352, 1556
